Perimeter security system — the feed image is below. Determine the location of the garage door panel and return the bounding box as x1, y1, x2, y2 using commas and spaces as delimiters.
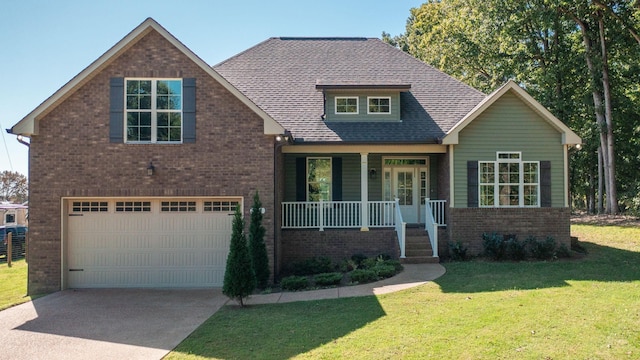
67, 198, 236, 288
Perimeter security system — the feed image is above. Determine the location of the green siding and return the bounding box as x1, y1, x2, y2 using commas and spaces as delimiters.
325, 92, 401, 122
453, 91, 565, 208
283, 154, 361, 201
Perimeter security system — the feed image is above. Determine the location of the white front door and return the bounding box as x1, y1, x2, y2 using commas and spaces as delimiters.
384, 162, 429, 224
393, 167, 419, 223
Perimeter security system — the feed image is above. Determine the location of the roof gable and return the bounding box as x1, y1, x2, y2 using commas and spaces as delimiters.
11, 18, 283, 137
442, 80, 581, 145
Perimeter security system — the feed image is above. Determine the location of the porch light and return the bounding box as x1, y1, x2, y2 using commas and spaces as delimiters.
369, 168, 377, 179
147, 161, 155, 176
275, 130, 293, 143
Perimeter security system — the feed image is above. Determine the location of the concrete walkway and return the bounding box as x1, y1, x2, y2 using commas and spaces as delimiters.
245, 263, 446, 305
0, 263, 445, 360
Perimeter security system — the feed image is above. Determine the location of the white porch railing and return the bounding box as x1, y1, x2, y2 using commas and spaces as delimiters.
424, 198, 439, 257
281, 200, 447, 229
429, 199, 447, 227
394, 198, 406, 258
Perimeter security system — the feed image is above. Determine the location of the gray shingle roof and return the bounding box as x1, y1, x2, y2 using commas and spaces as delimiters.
214, 37, 486, 143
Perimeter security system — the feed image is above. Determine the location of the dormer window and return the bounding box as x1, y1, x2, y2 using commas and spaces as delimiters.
335, 97, 358, 114
368, 97, 390, 114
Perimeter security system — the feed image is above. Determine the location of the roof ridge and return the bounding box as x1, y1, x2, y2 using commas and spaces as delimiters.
277, 37, 370, 41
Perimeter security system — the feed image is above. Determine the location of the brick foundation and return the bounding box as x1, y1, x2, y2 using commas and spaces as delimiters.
447, 207, 571, 256
280, 229, 399, 268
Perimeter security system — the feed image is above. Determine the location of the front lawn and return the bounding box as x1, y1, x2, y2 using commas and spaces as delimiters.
166, 224, 640, 359
0, 259, 31, 310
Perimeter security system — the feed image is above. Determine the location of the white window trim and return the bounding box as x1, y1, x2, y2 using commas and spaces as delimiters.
479, 152, 540, 208
307, 157, 332, 201
367, 96, 391, 114
334, 96, 359, 115
124, 78, 183, 144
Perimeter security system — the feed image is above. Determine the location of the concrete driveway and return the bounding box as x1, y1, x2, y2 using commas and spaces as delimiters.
0, 289, 228, 360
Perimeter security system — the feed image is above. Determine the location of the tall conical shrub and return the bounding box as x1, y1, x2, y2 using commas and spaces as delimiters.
223, 206, 256, 306
249, 191, 270, 289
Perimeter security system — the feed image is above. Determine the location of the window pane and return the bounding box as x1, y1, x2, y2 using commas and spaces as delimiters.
480, 162, 494, 183
369, 98, 390, 113
524, 185, 538, 206
307, 158, 332, 201
336, 98, 357, 113
524, 163, 538, 183
127, 96, 139, 109
139, 95, 151, 109
157, 113, 169, 127
499, 185, 519, 206
157, 128, 168, 141
480, 185, 494, 206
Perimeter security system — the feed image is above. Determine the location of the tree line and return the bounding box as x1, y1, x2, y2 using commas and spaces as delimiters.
384, 0, 640, 215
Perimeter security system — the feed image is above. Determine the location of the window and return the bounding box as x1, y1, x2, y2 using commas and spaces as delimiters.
335, 97, 358, 114
161, 201, 196, 212
204, 201, 239, 212
368, 97, 390, 114
115, 201, 151, 212
307, 157, 332, 201
126, 79, 182, 143
73, 201, 109, 212
479, 152, 539, 207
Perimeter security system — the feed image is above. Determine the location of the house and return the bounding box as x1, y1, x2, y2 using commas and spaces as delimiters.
10, 19, 581, 294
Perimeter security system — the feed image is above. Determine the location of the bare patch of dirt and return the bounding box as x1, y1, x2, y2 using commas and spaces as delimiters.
571, 212, 640, 227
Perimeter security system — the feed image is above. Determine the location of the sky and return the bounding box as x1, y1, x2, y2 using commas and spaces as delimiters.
0, 0, 422, 177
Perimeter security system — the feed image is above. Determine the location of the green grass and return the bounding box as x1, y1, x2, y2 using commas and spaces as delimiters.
0, 259, 31, 310
166, 224, 640, 359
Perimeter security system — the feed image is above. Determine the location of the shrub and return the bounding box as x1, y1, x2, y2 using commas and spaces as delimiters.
289, 256, 335, 276
376, 253, 392, 261
339, 259, 359, 272
384, 260, 404, 272
527, 236, 557, 260
482, 232, 506, 261
248, 191, 269, 289
360, 258, 378, 270
374, 264, 397, 278
505, 236, 527, 261
314, 272, 343, 286
448, 241, 468, 261
223, 207, 256, 306
349, 269, 378, 284
280, 275, 309, 291
350, 254, 368, 267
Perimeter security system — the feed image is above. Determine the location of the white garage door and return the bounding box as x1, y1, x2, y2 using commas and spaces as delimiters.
66, 198, 239, 288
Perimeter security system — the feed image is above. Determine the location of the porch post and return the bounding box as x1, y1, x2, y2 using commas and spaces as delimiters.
360, 152, 369, 231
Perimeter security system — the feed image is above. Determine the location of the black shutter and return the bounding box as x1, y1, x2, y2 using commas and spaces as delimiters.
296, 157, 306, 201
109, 78, 124, 143
332, 157, 342, 201
467, 161, 479, 207
540, 161, 551, 207
183, 78, 196, 143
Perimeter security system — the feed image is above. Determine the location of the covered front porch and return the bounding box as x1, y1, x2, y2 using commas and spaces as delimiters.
277, 144, 449, 260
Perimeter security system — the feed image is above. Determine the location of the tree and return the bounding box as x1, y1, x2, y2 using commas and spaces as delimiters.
0, 171, 27, 203
389, 0, 640, 215
222, 206, 256, 307
248, 191, 270, 289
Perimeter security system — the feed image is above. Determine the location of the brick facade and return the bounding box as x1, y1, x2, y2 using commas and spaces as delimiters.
280, 229, 399, 269
447, 207, 571, 256
27, 30, 276, 294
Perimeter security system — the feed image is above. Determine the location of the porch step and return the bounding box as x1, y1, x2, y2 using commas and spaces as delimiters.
401, 231, 439, 264
401, 256, 440, 264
